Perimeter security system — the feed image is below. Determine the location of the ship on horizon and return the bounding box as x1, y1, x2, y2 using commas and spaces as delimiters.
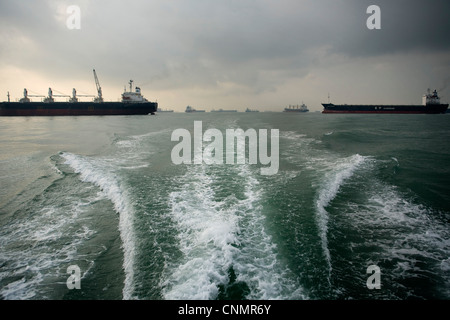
322, 89, 448, 114
284, 103, 309, 113
157, 108, 174, 113
211, 108, 237, 112
185, 106, 205, 113
0, 69, 158, 116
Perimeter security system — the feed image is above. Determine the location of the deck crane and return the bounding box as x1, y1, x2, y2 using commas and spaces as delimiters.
93, 69, 103, 103
52, 88, 71, 102
69, 88, 95, 103
19, 88, 45, 102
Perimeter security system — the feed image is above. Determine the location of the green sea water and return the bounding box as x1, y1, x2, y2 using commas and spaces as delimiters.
0, 113, 449, 300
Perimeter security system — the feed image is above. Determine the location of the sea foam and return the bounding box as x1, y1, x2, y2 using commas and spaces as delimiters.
61, 152, 137, 299
314, 154, 368, 278
163, 129, 306, 300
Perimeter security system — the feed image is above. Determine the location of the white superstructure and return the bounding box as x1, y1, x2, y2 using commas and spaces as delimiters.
422, 89, 441, 105
121, 80, 149, 103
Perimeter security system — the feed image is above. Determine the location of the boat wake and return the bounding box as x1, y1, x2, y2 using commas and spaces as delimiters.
61, 152, 137, 299
163, 129, 306, 300
314, 154, 368, 280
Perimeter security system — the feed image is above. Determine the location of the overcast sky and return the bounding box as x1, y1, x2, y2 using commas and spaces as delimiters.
0, 0, 449, 111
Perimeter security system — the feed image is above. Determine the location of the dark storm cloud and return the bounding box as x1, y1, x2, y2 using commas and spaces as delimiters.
329, 0, 450, 58
0, 1, 92, 77
0, 1, 52, 26
0, 0, 449, 101
155, 0, 450, 65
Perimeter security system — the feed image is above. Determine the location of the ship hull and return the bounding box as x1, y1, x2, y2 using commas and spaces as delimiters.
322, 103, 448, 114
0, 101, 158, 116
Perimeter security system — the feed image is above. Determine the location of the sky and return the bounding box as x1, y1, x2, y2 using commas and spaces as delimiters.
0, 0, 449, 112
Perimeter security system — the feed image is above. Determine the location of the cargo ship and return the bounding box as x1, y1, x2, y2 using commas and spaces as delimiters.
211, 108, 237, 112
0, 70, 157, 116
157, 108, 174, 113
284, 103, 309, 113
322, 89, 448, 114
185, 106, 205, 113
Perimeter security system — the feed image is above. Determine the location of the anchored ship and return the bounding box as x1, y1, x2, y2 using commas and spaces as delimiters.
157, 108, 174, 113
322, 89, 448, 114
0, 69, 157, 116
284, 103, 309, 113
211, 108, 237, 112
185, 106, 205, 113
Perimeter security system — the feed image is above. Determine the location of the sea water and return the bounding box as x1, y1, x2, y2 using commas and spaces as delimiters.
1, 113, 449, 300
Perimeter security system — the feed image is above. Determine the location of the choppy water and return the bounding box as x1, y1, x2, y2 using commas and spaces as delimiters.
1, 113, 449, 300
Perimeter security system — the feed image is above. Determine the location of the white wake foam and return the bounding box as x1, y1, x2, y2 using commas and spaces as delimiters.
314, 154, 368, 277
61, 152, 137, 299
163, 148, 306, 299
0, 186, 99, 299
163, 163, 240, 299
364, 184, 450, 297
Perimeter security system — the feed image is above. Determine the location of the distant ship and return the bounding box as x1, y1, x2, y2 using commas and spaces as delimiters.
245, 108, 259, 112
185, 106, 205, 113
322, 89, 448, 114
0, 70, 157, 116
211, 108, 237, 112
157, 108, 174, 112
284, 103, 309, 113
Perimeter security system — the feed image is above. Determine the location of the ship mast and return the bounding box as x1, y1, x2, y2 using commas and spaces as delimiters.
93, 69, 103, 103
129, 80, 133, 92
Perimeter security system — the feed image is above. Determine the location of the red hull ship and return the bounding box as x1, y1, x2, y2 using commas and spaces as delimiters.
322, 89, 448, 114
0, 70, 157, 116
